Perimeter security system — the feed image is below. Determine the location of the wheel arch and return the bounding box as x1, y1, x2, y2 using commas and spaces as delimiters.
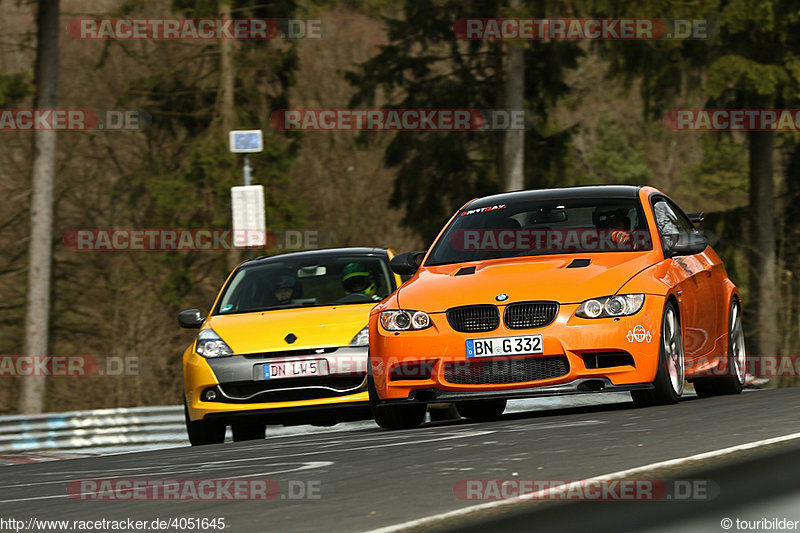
664, 292, 681, 328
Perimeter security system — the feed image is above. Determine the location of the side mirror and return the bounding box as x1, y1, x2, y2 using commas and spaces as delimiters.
389, 251, 425, 276
178, 309, 204, 329
665, 233, 708, 257
687, 212, 704, 227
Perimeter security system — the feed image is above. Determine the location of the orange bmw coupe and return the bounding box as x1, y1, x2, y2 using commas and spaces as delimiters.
368, 185, 746, 429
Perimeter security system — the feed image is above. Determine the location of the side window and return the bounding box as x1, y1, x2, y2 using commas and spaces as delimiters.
668, 201, 697, 234
653, 200, 693, 237
653, 198, 702, 256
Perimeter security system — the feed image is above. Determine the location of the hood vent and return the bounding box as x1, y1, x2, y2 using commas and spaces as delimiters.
566, 259, 591, 268
454, 266, 476, 276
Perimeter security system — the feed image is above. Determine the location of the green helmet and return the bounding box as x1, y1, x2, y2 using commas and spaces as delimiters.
342, 262, 376, 296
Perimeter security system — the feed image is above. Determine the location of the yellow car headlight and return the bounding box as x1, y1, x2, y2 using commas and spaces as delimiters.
196, 328, 234, 358
350, 325, 370, 346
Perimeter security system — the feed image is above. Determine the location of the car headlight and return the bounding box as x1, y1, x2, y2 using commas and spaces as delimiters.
380, 310, 431, 331
350, 325, 369, 346
576, 294, 645, 318
196, 328, 234, 358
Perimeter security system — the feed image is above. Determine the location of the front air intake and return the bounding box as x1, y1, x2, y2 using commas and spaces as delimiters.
443, 356, 569, 385
446, 305, 500, 333
504, 301, 559, 329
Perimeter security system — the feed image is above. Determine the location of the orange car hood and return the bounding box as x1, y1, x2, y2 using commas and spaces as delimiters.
397, 252, 661, 311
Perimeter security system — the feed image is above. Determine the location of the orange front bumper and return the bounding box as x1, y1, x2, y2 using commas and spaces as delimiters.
369, 296, 666, 402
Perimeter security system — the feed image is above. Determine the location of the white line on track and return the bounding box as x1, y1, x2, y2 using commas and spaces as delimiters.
363, 430, 800, 533
0, 430, 495, 491
0, 461, 334, 504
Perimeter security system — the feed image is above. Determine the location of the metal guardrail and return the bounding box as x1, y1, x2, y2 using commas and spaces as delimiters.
0, 394, 639, 456
0, 405, 188, 454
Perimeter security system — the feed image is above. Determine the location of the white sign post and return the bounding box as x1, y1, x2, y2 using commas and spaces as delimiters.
231, 185, 266, 247
229, 130, 265, 251
229, 130, 263, 153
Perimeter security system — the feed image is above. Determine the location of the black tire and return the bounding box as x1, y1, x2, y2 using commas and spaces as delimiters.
631, 300, 684, 407
694, 298, 746, 398
231, 423, 266, 442
184, 401, 225, 446
456, 399, 507, 421
368, 376, 426, 430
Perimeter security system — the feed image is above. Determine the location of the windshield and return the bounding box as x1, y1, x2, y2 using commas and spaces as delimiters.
426, 197, 652, 266
215, 255, 394, 314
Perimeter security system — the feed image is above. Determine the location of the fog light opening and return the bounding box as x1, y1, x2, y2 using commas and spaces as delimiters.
389, 361, 435, 381
413, 390, 438, 402
577, 379, 605, 392
203, 389, 218, 401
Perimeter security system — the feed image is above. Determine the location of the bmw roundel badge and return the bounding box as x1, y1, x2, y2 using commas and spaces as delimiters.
495, 293, 509, 302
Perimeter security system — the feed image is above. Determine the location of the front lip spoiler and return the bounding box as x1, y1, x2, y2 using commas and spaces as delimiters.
215, 375, 368, 402
202, 401, 371, 425
379, 378, 653, 404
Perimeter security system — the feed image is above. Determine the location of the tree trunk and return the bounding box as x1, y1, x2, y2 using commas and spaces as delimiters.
219, 0, 241, 269
20, 0, 60, 414
218, 0, 235, 131
501, 40, 525, 192
501, 0, 524, 192
748, 130, 778, 361
784, 143, 800, 383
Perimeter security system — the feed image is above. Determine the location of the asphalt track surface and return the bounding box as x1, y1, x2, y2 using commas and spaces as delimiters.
1, 388, 799, 532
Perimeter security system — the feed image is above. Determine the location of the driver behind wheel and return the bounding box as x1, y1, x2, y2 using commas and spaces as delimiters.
272, 274, 297, 305
341, 262, 380, 300
594, 208, 633, 248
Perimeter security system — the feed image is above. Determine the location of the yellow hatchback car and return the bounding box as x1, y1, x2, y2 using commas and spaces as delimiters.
180, 247, 401, 445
